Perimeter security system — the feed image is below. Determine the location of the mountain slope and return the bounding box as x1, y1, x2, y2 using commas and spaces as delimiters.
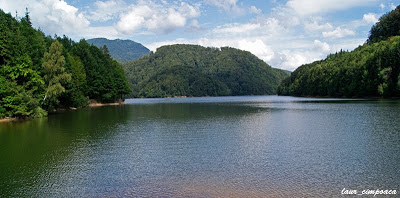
278, 37, 400, 97
278, 5, 400, 98
123, 44, 289, 98
87, 38, 150, 62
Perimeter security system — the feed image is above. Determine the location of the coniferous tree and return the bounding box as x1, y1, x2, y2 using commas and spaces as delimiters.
0, 10, 131, 118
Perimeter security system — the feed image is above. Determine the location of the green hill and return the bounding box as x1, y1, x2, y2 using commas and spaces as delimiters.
278, 5, 400, 98
87, 38, 150, 62
123, 44, 289, 98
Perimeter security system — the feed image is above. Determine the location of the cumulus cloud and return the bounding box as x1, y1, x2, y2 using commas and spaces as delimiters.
1, 0, 202, 38
313, 40, 330, 52
86, 0, 126, 22
211, 14, 290, 38
185, 19, 206, 33
266, 40, 334, 70
304, 20, 333, 32
204, 0, 244, 14
286, 0, 378, 15
249, 6, 262, 14
0, 0, 90, 38
363, 13, 379, 24
275, 51, 312, 70
238, 39, 275, 61
116, 1, 200, 34
323, 27, 355, 38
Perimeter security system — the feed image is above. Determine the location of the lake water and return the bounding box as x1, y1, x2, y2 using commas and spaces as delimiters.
0, 96, 399, 197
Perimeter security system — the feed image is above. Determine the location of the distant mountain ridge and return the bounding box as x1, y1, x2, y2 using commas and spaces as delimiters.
87, 38, 150, 62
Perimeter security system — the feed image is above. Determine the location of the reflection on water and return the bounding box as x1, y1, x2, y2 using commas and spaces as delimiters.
0, 96, 399, 197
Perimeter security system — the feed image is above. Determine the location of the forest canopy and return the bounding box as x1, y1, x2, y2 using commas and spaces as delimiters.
278, 5, 400, 98
123, 44, 289, 98
0, 9, 130, 119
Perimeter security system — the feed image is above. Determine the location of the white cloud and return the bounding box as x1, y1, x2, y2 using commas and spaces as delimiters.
87, 0, 126, 22
266, 6, 301, 28
80, 26, 120, 40
313, 40, 330, 52
267, 40, 334, 70
323, 27, 355, 38
304, 20, 333, 32
276, 51, 313, 70
210, 16, 287, 39
179, 2, 201, 18
0, 0, 90, 38
363, 13, 379, 24
185, 19, 206, 33
238, 39, 275, 61
204, 0, 244, 14
213, 23, 261, 34
380, 3, 385, 9
329, 38, 366, 52
115, 1, 200, 34
249, 6, 262, 14
287, 0, 378, 15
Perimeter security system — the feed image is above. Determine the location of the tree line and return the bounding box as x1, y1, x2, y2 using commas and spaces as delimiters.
278, 5, 400, 97
0, 10, 130, 118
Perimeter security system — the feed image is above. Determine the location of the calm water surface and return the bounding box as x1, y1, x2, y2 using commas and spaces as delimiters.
0, 96, 399, 197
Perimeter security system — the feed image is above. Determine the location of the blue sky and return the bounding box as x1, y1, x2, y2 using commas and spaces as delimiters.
1, 0, 399, 70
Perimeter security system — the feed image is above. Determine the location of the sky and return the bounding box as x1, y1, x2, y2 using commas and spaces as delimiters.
0, 0, 399, 71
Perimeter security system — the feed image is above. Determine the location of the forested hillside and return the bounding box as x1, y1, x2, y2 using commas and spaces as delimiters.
0, 10, 130, 119
278, 5, 400, 97
87, 38, 150, 62
123, 44, 288, 98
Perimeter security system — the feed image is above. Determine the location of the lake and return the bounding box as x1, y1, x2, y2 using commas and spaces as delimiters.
0, 96, 399, 197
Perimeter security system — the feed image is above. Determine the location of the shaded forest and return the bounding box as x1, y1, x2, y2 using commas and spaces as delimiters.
123, 44, 289, 98
0, 10, 130, 118
278, 5, 400, 97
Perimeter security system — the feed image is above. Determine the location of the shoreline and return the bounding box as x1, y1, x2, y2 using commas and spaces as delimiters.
0, 101, 126, 123
0, 117, 19, 123
88, 101, 125, 107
